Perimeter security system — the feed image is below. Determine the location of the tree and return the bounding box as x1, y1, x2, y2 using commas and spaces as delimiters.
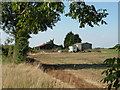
113, 44, 120, 50
1, 2, 108, 63
66, 2, 108, 28
47, 39, 54, 44
74, 34, 82, 43
64, 32, 82, 48
101, 47, 120, 90
1, 2, 64, 63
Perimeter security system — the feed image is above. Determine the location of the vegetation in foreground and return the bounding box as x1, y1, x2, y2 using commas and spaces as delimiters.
101, 47, 120, 90
2, 63, 74, 88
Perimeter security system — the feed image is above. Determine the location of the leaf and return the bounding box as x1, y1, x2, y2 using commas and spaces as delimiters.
108, 84, 112, 90
66, 2, 108, 28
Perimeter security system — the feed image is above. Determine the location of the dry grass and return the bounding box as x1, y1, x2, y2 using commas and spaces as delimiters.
2, 63, 75, 88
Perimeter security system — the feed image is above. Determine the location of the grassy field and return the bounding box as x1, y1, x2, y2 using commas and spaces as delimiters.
2, 49, 118, 88
28, 49, 118, 88
29, 49, 118, 64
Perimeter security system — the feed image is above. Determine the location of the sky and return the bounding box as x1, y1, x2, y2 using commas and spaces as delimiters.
1, 1, 119, 48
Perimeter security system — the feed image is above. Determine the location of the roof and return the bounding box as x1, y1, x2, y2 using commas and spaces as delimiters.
35, 43, 49, 48
74, 42, 92, 45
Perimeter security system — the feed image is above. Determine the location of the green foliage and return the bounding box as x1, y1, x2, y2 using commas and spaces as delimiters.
29, 48, 39, 53
101, 46, 120, 90
14, 37, 29, 63
2, 45, 14, 57
2, 55, 13, 64
64, 32, 82, 48
47, 39, 54, 44
65, 2, 108, 28
2, 46, 9, 57
1, 2, 64, 35
113, 44, 120, 51
101, 57, 120, 90
2, 45, 14, 63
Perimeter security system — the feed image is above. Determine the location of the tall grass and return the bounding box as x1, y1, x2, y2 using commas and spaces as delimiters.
2, 63, 74, 88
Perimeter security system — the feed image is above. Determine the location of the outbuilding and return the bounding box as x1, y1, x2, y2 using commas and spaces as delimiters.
74, 42, 92, 51
34, 43, 54, 50
68, 46, 78, 52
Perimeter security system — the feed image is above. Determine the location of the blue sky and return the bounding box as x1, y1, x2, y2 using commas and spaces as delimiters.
1, 2, 118, 48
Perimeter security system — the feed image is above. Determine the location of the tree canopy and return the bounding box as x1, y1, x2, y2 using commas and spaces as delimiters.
66, 2, 108, 28
1, 2, 64, 35
64, 31, 82, 48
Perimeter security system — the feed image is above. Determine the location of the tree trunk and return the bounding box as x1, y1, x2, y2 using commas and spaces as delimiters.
13, 34, 29, 63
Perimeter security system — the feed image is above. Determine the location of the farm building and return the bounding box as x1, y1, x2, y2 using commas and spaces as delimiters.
34, 40, 63, 50
68, 46, 78, 52
34, 43, 54, 50
74, 42, 92, 51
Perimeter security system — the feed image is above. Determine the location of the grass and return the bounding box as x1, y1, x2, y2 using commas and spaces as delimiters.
52, 57, 86, 64
93, 49, 118, 55
33, 49, 117, 64
2, 55, 13, 64
28, 49, 118, 88
2, 49, 118, 88
2, 63, 75, 88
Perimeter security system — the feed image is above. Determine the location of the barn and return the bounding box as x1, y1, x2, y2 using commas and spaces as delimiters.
74, 42, 92, 51
34, 42, 63, 50
34, 43, 54, 50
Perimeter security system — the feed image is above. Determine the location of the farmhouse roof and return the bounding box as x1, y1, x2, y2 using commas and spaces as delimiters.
74, 42, 92, 45
35, 43, 49, 48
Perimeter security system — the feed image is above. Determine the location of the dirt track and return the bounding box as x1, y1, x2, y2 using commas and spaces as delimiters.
47, 70, 98, 88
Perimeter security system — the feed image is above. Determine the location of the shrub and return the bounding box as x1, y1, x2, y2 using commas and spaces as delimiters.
101, 57, 120, 90
2, 45, 14, 57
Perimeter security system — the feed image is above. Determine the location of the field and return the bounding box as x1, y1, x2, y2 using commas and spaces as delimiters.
2, 49, 118, 88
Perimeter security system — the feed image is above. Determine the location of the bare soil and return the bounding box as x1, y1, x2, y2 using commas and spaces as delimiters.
47, 70, 98, 88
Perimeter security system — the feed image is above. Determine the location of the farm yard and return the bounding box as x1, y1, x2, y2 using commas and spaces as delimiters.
2, 49, 118, 88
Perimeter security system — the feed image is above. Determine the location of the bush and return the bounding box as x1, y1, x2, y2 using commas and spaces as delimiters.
2, 45, 14, 57
2, 45, 14, 63
112, 44, 120, 49
30, 49, 39, 53
101, 57, 120, 90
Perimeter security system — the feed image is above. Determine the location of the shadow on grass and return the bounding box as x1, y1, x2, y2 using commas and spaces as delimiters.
26, 58, 108, 71
39, 63, 108, 71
